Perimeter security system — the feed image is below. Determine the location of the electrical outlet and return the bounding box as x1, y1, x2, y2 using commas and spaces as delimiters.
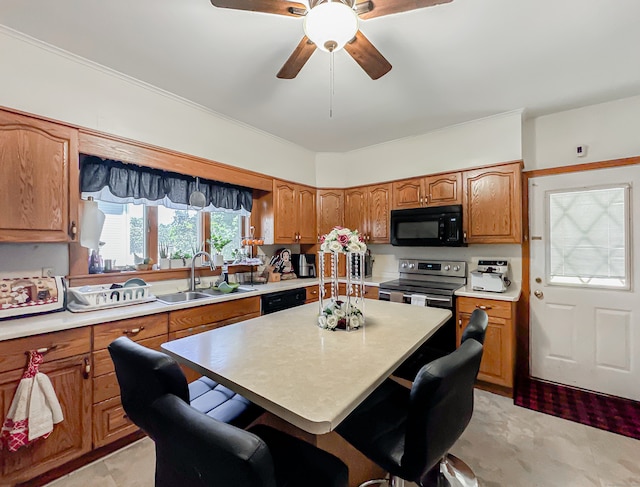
42, 267, 54, 278
576, 145, 587, 157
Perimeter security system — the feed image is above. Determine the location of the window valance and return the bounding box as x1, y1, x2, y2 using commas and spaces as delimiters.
79, 155, 252, 214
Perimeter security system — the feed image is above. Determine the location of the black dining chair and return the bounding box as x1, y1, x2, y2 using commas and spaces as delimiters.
394, 308, 489, 383
337, 336, 485, 487
108, 337, 349, 487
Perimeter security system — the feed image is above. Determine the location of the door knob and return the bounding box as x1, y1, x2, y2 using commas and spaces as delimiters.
534, 289, 544, 299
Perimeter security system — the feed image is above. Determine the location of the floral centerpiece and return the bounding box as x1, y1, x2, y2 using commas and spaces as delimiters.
318, 299, 364, 330
320, 226, 367, 253
317, 226, 367, 332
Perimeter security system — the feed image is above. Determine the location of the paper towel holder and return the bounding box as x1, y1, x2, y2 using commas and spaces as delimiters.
80, 196, 106, 251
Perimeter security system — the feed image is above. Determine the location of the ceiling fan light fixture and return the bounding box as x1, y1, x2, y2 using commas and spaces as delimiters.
303, 0, 359, 52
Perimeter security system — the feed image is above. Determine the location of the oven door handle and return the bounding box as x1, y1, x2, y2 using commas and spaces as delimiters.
402, 294, 450, 302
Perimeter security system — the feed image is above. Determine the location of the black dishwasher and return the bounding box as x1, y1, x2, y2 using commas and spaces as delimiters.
261, 288, 307, 314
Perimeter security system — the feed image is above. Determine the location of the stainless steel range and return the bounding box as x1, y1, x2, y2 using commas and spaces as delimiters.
379, 258, 467, 379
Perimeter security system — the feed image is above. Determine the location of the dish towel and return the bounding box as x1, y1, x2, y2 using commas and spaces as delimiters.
410, 294, 427, 306
0, 350, 64, 452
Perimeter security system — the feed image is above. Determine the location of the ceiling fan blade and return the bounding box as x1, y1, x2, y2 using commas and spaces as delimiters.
277, 36, 317, 79
210, 0, 306, 17
356, 0, 452, 20
343, 31, 392, 80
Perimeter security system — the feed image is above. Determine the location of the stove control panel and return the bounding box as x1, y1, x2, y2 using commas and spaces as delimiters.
398, 259, 466, 278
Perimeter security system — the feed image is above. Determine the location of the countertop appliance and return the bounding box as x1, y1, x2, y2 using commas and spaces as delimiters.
379, 259, 466, 380
0, 276, 66, 320
390, 205, 464, 247
261, 288, 307, 314
470, 259, 511, 293
292, 254, 316, 278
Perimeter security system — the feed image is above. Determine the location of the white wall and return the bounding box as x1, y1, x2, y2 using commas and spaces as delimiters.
0, 27, 316, 186
523, 95, 640, 170
315, 111, 523, 187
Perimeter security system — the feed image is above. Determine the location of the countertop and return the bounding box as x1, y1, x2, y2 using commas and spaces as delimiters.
0, 276, 385, 342
162, 299, 451, 434
454, 283, 522, 302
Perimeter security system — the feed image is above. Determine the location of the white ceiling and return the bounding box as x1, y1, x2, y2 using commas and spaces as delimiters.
1, 0, 640, 152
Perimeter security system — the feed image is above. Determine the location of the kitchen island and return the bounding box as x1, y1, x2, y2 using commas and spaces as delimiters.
162, 298, 451, 434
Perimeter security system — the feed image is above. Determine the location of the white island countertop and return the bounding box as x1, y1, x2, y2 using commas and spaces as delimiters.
162, 299, 451, 434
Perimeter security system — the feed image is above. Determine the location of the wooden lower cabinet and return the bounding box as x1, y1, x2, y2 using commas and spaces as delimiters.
91, 314, 169, 448
305, 285, 320, 303
456, 296, 516, 389
0, 328, 92, 485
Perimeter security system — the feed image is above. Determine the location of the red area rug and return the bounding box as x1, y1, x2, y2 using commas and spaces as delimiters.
514, 378, 640, 440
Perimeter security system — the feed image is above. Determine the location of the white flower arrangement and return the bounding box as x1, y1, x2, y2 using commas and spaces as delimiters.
318, 299, 364, 331
319, 226, 367, 253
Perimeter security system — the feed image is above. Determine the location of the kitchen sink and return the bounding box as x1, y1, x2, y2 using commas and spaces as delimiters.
196, 287, 251, 297
156, 291, 212, 304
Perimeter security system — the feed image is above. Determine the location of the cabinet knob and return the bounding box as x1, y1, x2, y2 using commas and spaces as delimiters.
83, 357, 91, 379
123, 326, 145, 336
476, 305, 492, 310
70, 221, 77, 239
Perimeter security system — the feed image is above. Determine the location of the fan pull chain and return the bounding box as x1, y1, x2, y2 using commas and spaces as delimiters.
329, 50, 334, 118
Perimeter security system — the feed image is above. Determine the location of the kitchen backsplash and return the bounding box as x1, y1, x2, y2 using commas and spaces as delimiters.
367, 244, 522, 282
0, 243, 69, 276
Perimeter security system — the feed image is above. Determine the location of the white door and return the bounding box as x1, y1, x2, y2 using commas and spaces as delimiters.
529, 165, 640, 401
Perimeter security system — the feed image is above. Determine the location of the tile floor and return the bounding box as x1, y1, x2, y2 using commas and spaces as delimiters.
45, 390, 640, 487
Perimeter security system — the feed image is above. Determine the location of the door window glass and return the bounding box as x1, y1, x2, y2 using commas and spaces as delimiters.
547, 185, 630, 289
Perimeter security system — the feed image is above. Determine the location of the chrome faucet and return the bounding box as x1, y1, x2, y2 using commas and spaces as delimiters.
190, 251, 215, 292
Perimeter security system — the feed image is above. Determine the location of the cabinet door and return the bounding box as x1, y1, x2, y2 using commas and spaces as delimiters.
297, 185, 317, 244
0, 354, 91, 483
344, 187, 368, 237
392, 178, 423, 209
317, 189, 344, 237
273, 180, 298, 243
463, 163, 522, 243
424, 172, 461, 206
0, 110, 78, 242
458, 313, 512, 388
367, 183, 391, 244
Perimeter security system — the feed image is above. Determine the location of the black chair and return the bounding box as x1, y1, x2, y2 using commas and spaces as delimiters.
394, 308, 489, 382
108, 337, 349, 487
337, 337, 485, 487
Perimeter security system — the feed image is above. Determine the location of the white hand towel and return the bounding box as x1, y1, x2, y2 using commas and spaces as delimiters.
28, 373, 64, 441
410, 294, 427, 306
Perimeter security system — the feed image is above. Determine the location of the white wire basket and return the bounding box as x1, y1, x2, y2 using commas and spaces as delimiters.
67, 283, 155, 311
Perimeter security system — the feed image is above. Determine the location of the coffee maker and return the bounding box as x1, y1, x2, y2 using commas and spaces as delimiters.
292, 254, 317, 278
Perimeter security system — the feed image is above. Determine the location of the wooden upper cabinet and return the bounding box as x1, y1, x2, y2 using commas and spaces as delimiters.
0, 110, 79, 242
424, 173, 461, 206
392, 172, 461, 209
463, 162, 522, 244
272, 180, 316, 244
297, 185, 316, 244
344, 187, 367, 237
317, 189, 344, 237
368, 183, 391, 243
345, 183, 391, 244
273, 180, 297, 243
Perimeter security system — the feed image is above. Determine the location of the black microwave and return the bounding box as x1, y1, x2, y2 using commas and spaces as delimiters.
390, 205, 464, 246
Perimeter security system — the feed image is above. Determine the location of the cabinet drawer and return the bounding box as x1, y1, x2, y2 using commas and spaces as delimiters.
93, 334, 167, 378
305, 285, 320, 303
0, 327, 91, 373
93, 313, 168, 350
457, 297, 513, 320
93, 395, 138, 448
364, 286, 379, 300
93, 372, 120, 404
169, 296, 260, 332
168, 311, 261, 341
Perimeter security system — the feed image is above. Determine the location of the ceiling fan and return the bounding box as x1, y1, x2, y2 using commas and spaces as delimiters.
209, 0, 453, 80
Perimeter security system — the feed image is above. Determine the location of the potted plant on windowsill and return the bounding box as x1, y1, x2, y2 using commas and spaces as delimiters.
159, 242, 170, 270
170, 251, 189, 269
208, 235, 232, 267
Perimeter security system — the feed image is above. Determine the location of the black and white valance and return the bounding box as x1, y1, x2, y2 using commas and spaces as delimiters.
80, 155, 252, 215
